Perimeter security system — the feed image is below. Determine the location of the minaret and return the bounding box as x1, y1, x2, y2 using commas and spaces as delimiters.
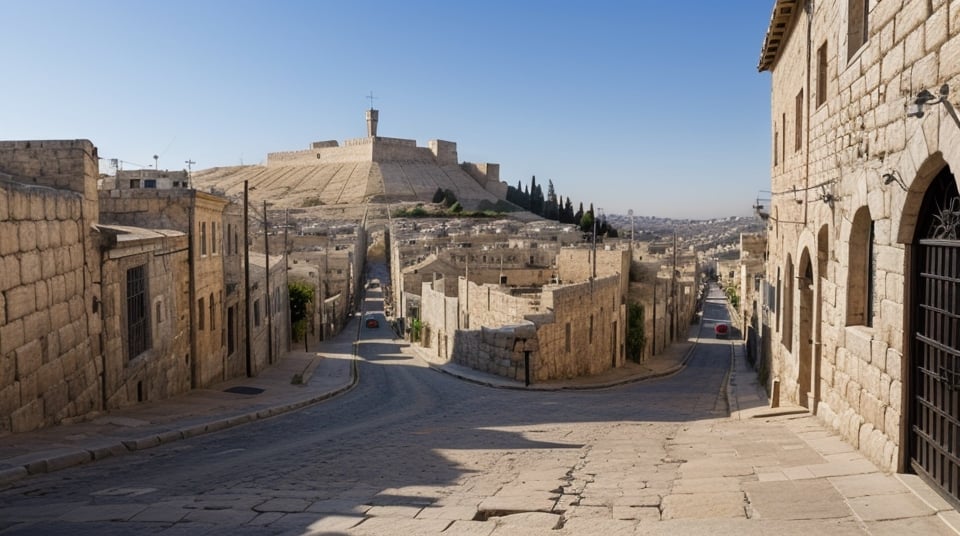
366, 108, 379, 137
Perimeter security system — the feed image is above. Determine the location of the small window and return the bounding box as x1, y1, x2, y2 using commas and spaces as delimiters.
129, 179, 140, 189
774, 131, 779, 166
126, 265, 150, 358
211, 222, 218, 254
254, 299, 261, 327
847, 0, 868, 61
846, 207, 875, 326
198, 297, 205, 330
209, 293, 215, 331
200, 222, 207, 256
565, 322, 571, 353
144, 179, 156, 189
817, 42, 828, 107
794, 89, 803, 152
781, 113, 786, 163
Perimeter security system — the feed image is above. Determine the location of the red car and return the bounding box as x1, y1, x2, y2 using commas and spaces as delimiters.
715, 323, 729, 338
365, 318, 379, 329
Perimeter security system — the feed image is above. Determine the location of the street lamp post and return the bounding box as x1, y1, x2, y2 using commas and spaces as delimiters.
243, 181, 252, 376
264, 200, 273, 364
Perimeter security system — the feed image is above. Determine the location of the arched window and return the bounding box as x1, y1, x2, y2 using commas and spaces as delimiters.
783, 254, 794, 352
847, 206, 874, 326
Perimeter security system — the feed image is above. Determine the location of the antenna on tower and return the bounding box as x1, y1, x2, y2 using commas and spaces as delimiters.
366, 91, 377, 110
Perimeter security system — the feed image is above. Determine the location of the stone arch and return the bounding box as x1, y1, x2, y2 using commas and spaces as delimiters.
846, 205, 873, 327
896, 152, 950, 244
783, 253, 794, 355
900, 162, 960, 498
797, 247, 814, 410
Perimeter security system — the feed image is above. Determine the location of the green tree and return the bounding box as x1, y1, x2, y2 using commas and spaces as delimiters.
432, 187, 445, 203
580, 208, 594, 233
288, 281, 314, 344
626, 303, 646, 362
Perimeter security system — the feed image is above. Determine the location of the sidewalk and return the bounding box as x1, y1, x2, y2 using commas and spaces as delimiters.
0, 324, 358, 487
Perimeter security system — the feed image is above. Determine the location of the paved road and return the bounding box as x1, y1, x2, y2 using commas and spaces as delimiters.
4, 283, 943, 534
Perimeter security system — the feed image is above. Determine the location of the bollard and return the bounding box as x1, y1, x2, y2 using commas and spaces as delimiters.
770, 379, 780, 408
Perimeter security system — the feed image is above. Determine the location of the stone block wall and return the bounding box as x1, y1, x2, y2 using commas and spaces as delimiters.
0, 140, 102, 433
420, 280, 459, 359
451, 324, 538, 382
428, 140, 458, 166
760, 0, 960, 472
449, 275, 624, 382
533, 276, 624, 379
98, 230, 191, 409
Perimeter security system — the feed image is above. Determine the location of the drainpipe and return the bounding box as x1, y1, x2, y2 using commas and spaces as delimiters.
803, 0, 813, 226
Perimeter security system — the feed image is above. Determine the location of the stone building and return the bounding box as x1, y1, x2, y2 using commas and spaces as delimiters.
1, 139, 293, 433
99, 188, 247, 386
95, 224, 191, 407
0, 140, 104, 432
416, 272, 625, 383
103, 169, 191, 190
759, 0, 960, 502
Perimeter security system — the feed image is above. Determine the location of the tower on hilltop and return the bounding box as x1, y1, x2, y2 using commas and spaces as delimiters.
366, 109, 379, 137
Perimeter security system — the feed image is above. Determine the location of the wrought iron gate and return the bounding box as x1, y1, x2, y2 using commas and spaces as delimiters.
911, 177, 960, 505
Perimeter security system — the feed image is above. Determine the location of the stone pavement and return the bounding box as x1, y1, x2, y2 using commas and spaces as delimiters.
0, 324, 360, 488
2, 312, 959, 534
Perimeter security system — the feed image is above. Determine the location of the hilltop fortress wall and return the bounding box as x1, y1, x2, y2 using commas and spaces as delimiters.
267, 137, 458, 166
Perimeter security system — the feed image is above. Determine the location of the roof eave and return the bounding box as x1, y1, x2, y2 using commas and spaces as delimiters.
758, 0, 802, 72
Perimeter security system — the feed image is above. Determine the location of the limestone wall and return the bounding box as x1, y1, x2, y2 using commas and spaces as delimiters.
420, 280, 459, 359
0, 140, 102, 433
428, 140, 458, 166
449, 275, 624, 382
450, 324, 538, 382
98, 228, 191, 409
760, 0, 960, 471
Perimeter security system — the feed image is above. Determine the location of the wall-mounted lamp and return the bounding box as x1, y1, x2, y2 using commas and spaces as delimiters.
882, 170, 908, 191
819, 184, 838, 208
907, 84, 950, 118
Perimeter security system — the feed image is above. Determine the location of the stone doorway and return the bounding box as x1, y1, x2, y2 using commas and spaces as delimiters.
909, 165, 960, 506
797, 249, 814, 410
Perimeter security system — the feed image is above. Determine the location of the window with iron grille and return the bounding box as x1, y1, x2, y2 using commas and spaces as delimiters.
126, 265, 150, 358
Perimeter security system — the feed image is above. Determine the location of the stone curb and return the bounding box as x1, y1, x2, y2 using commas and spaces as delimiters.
0, 354, 360, 487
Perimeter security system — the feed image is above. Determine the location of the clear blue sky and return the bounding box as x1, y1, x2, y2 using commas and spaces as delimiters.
2, 1, 773, 219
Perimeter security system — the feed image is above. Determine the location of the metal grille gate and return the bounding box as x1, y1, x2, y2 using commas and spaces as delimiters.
912, 181, 960, 504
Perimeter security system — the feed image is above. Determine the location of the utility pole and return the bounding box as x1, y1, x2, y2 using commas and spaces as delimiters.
243, 181, 252, 376
264, 200, 273, 364
592, 207, 597, 280
185, 159, 195, 188
672, 231, 678, 341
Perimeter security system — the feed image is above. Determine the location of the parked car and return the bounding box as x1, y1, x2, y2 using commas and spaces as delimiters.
715, 323, 729, 338
366, 318, 379, 329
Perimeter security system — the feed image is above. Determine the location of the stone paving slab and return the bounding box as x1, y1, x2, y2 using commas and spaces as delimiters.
743, 479, 849, 520
864, 515, 959, 536
846, 491, 936, 521
828, 472, 912, 497
660, 491, 747, 520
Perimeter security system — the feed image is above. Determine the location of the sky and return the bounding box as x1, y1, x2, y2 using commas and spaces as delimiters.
2, 1, 774, 220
